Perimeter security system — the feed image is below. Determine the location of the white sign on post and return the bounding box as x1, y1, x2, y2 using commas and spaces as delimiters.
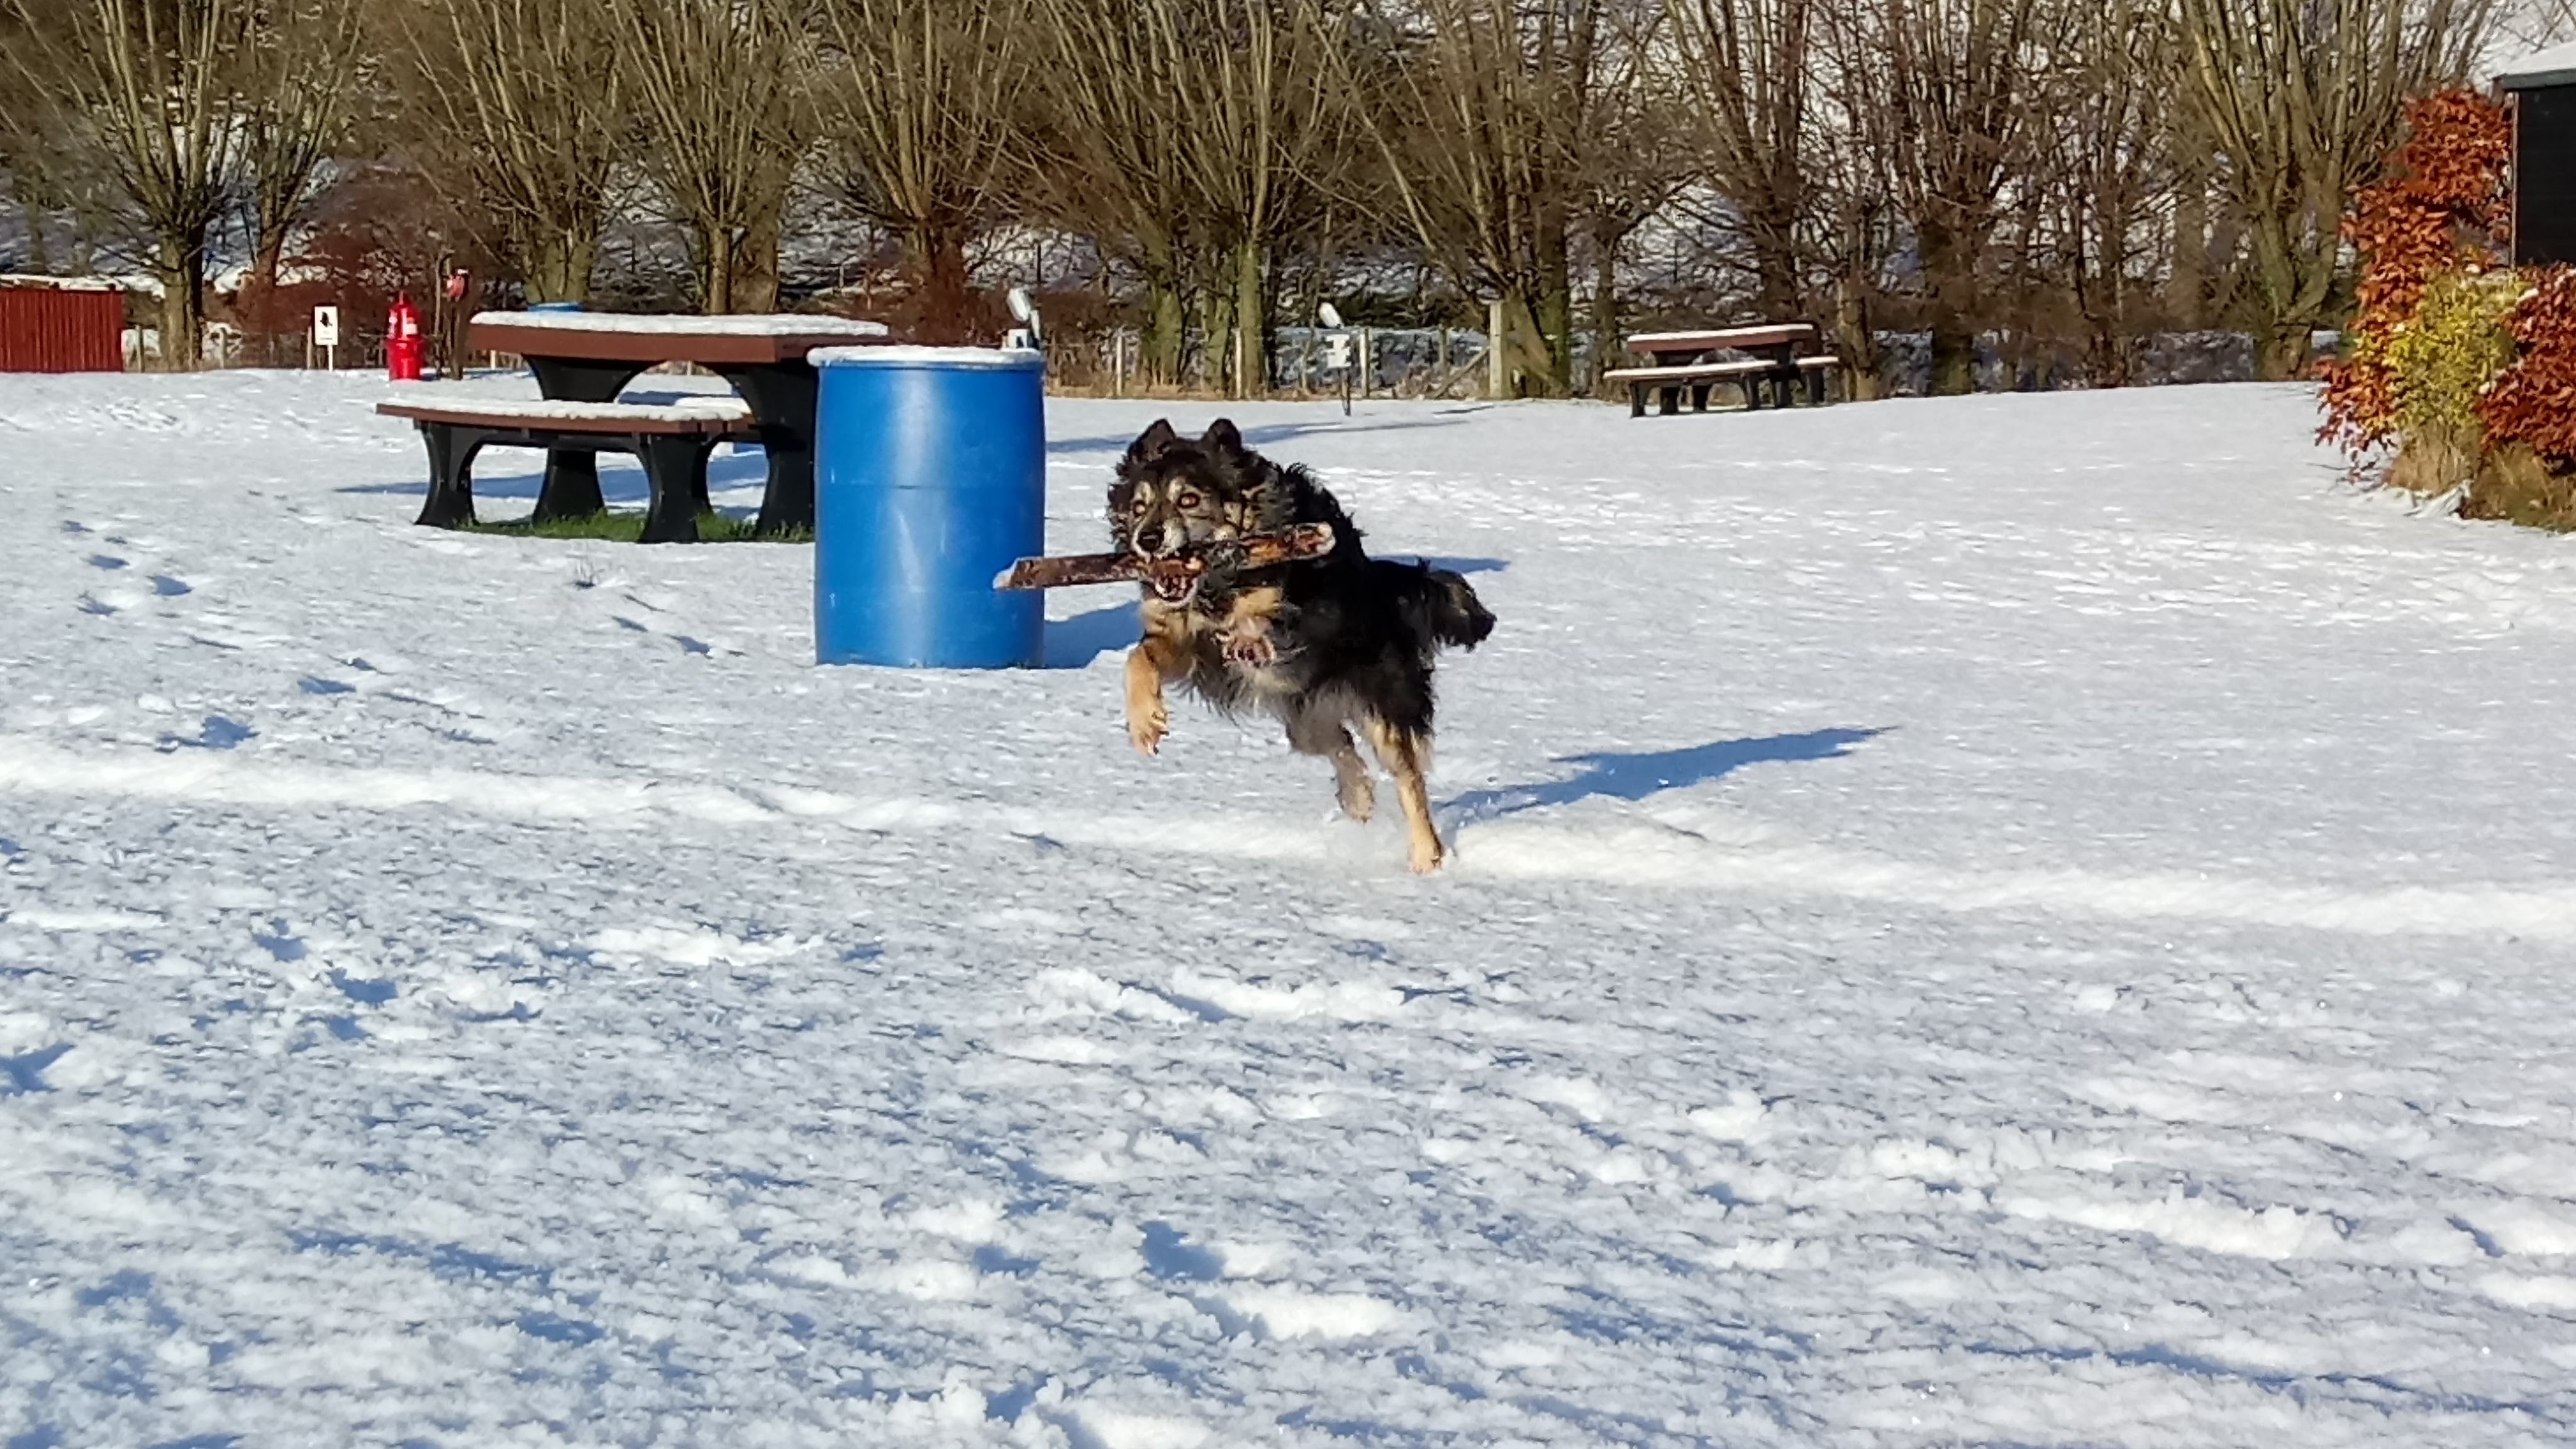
311, 305, 340, 370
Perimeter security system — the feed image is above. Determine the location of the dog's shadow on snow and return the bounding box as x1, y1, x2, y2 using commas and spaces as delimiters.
1041, 601, 1141, 669
1443, 726, 1889, 826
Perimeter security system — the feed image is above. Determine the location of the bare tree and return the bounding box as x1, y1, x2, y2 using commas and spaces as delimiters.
1666, 0, 1815, 319
2177, 0, 2496, 378
235, 0, 367, 355
1023, 0, 1211, 380
5, 0, 257, 367
618, 0, 811, 314
380, 0, 624, 303
1353, 0, 1634, 395
811, 0, 1022, 343
2040, 0, 2177, 385
1824, 0, 2050, 396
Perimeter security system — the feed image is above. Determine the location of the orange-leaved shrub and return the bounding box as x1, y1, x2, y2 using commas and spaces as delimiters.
2318, 89, 2511, 463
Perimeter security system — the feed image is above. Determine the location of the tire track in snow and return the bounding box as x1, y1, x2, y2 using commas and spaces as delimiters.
8, 737, 2576, 943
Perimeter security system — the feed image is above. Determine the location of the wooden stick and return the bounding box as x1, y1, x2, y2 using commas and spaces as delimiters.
994, 522, 1336, 591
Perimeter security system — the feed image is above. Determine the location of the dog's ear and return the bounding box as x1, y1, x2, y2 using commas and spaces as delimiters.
1201, 418, 1246, 457
1124, 419, 1180, 467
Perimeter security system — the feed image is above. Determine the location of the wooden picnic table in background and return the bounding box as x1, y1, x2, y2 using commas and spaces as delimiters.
468, 311, 890, 535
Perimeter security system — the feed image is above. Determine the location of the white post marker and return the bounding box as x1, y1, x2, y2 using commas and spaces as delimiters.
312, 305, 340, 370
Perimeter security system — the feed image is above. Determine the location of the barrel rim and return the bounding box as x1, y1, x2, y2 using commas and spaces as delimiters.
810, 344, 1045, 369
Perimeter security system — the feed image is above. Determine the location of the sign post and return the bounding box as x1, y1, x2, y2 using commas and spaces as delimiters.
311, 305, 340, 370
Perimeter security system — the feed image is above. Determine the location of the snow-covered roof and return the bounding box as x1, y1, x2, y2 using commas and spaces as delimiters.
809, 344, 1043, 369
470, 311, 889, 337
0, 274, 125, 293
2496, 40, 2576, 89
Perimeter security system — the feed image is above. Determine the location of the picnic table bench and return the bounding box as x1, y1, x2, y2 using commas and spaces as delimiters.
463, 311, 890, 535
377, 396, 756, 543
1604, 323, 1842, 417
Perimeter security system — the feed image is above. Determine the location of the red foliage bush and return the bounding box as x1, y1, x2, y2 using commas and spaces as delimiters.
2317, 89, 2511, 458
2479, 269, 2576, 464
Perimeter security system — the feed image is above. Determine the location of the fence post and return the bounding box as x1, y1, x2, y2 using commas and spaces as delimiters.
1487, 299, 1507, 399
1112, 328, 1126, 398
1358, 326, 1373, 396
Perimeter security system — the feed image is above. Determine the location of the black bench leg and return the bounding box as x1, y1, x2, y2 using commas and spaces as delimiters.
715, 362, 819, 536
1690, 383, 1711, 413
1629, 383, 1646, 419
533, 450, 605, 523
1657, 385, 1680, 417
414, 423, 477, 529
634, 435, 706, 544
1807, 369, 1829, 406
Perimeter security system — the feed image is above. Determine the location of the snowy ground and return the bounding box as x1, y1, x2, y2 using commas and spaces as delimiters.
6, 372, 2576, 1447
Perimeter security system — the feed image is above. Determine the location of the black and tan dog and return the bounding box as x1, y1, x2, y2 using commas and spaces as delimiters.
1111, 418, 1494, 872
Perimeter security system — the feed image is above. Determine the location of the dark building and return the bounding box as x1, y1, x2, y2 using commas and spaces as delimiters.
2502, 44, 2576, 268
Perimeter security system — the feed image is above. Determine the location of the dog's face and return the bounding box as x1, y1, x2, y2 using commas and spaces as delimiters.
1110, 419, 1267, 604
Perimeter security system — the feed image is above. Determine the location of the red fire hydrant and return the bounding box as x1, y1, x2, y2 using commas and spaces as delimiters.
386, 291, 425, 382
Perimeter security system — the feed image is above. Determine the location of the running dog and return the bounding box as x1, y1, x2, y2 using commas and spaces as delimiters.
1110, 418, 1494, 872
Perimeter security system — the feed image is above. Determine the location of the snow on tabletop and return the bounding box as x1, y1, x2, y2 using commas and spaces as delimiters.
808, 343, 1045, 367
11, 370, 2576, 1445
470, 309, 889, 337
381, 396, 751, 423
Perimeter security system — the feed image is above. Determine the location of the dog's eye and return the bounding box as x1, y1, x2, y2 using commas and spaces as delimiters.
1175, 491, 1201, 509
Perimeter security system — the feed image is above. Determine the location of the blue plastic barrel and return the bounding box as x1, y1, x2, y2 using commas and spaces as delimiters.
810, 345, 1046, 668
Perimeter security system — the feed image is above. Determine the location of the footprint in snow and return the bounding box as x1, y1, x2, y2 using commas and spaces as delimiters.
87, 554, 127, 571
150, 575, 191, 597
299, 677, 355, 696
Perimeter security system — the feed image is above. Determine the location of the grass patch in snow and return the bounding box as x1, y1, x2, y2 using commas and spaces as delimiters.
465, 511, 808, 544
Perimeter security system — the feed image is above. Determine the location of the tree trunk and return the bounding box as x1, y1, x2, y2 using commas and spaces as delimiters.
1231, 237, 1267, 399
700, 221, 736, 314
1140, 238, 1185, 384
1919, 219, 1975, 396
1587, 222, 1620, 395
908, 224, 973, 345
246, 226, 289, 367
2169, 170, 2207, 330
735, 190, 786, 314
1835, 271, 1880, 401
1535, 212, 1574, 396
523, 230, 596, 304
2255, 324, 2311, 382
154, 229, 207, 371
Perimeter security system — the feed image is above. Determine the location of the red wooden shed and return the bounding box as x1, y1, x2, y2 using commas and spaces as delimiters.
0, 275, 128, 372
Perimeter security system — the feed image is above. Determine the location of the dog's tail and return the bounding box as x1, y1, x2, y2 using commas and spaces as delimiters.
1401, 564, 1496, 652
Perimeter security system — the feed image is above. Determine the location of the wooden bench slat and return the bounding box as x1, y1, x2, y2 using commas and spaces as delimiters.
376, 399, 749, 435
1601, 360, 1777, 382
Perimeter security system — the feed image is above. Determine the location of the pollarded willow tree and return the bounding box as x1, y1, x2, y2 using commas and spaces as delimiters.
1665, 0, 1814, 321
809, 0, 1024, 343
1352, 0, 1658, 396
235, 0, 368, 356
378, 0, 625, 303
2176, 0, 2497, 379
617, 0, 814, 314
4, 0, 257, 368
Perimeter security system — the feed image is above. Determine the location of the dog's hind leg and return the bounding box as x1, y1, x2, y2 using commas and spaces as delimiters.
1362, 718, 1443, 872
1287, 708, 1375, 823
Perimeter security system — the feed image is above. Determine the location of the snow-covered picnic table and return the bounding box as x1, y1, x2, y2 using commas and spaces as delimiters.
1614, 323, 1842, 414
469, 311, 891, 536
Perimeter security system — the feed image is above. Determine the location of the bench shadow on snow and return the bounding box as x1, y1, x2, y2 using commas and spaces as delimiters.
339, 448, 772, 506
1442, 726, 1888, 826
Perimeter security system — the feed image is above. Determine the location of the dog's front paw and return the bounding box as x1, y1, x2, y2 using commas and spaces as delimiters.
1408, 834, 1447, 874
1221, 628, 1277, 668
1126, 696, 1169, 757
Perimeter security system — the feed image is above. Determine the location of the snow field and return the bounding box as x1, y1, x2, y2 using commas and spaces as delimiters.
4, 373, 2576, 1444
